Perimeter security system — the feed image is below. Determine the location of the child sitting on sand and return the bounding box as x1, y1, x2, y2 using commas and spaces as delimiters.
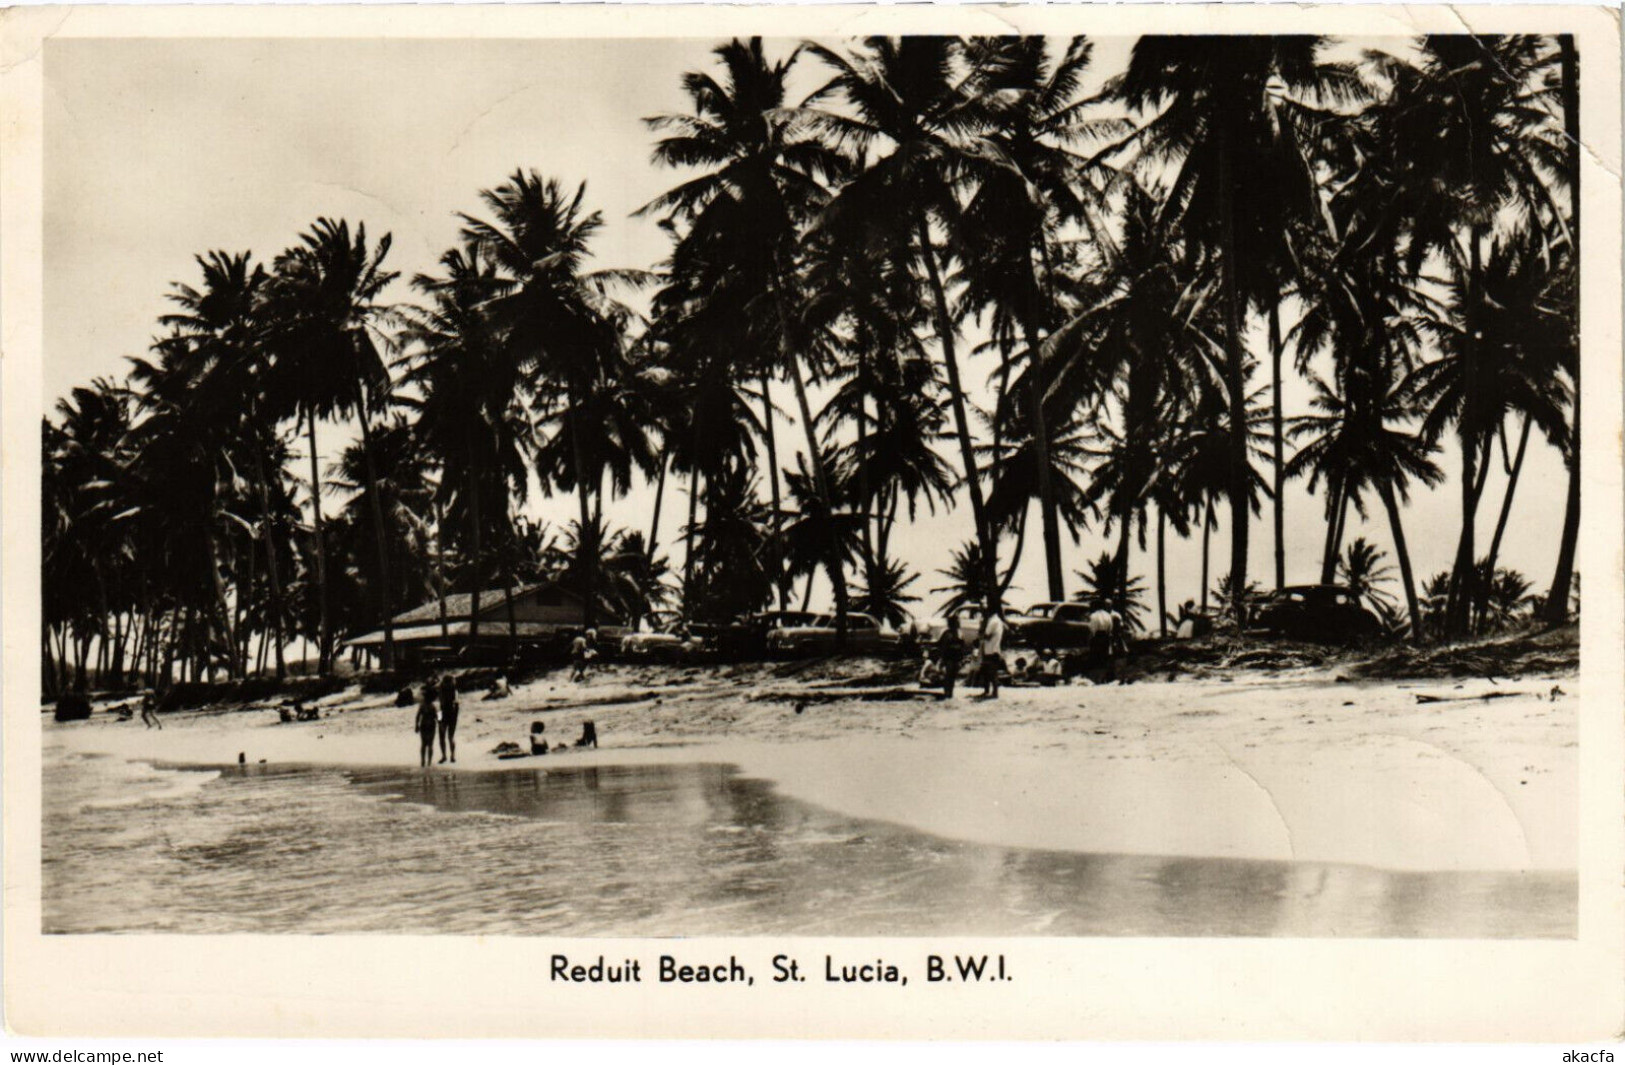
529, 721, 549, 756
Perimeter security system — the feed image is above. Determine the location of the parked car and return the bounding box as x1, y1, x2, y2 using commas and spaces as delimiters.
619, 611, 688, 659
689, 610, 813, 659
1009, 601, 1098, 650
912, 604, 985, 652
1249, 584, 1383, 642
765, 612, 898, 656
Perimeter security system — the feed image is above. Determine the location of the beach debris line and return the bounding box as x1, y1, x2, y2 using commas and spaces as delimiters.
1413, 690, 1531, 704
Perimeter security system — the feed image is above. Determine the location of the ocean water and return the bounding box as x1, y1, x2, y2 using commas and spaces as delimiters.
42, 743, 1575, 937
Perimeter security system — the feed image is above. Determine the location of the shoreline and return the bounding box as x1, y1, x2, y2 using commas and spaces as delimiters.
46, 657, 1578, 876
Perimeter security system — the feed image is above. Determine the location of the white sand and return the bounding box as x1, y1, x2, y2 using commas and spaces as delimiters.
48, 665, 1576, 873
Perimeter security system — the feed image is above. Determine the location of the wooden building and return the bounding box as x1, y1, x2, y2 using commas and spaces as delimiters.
345, 582, 619, 666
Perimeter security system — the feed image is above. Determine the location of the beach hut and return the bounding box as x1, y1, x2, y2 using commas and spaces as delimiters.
343, 581, 622, 667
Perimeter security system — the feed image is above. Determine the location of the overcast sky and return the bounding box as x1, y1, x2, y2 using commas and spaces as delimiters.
43, 35, 1572, 620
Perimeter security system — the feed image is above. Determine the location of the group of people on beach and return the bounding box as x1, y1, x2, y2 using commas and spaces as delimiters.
413, 676, 460, 767
926, 610, 1012, 700
924, 602, 1127, 699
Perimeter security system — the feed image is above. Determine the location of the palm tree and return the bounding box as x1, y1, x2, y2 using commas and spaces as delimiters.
1114, 35, 1362, 621
804, 36, 1004, 611
155, 250, 294, 678
1073, 551, 1148, 633
642, 37, 852, 631
460, 171, 646, 630
1366, 36, 1569, 637
1337, 536, 1401, 631
264, 218, 401, 672
1286, 368, 1439, 643
932, 538, 993, 619
1542, 34, 1581, 625
953, 35, 1122, 600
399, 242, 532, 657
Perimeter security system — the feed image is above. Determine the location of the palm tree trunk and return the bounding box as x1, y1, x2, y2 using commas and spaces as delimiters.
249, 421, 287, 680
1543, 32, 1581, 626
200, 514, 237, 680
1157, 508, 1168, 638
683, 465, 699, 605
235, 529, 253, 676
505, 582, 517, 663
1216, 131, 1251, 626
43, 626, 58, 698
1269, 302, 1286, 591
1483, 415, 1532, 576
855, 353, 878, 609
1320, 484, 1347, 584
1021, 317, 1064, 602
1377, 480, 1424, 644
999, 505, 1028, 597
768, 256, 848, 640
304, 410, 331, 674
647, 453, 669, 565
435, 499, 449, 641
913, 211, 999, 613
800, 570, 816, 612
567, 401, 597, 631
355, 385, 395, 671
1113, 513, 1134, 619
1200, 497, 1213, 612
1446, 226, 1489, 638
1445, 433, 1478, 637
759, 373, 788, 611
467, 463, 483, 657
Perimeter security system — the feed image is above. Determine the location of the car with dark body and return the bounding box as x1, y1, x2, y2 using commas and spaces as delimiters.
708, 610, 819, 659
1008, 601, 1099, 650
1248, 584, 1383, 642
765, 611, 898, 657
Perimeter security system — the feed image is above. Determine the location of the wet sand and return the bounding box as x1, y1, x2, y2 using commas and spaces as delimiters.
48, 661, 1577, 875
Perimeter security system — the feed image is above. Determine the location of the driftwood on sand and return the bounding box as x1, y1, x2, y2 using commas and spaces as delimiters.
1413, 690, 1530, 704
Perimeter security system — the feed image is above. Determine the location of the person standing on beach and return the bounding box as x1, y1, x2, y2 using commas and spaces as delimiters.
570, 631, 590, 682
934, 615, 966, 700
139, 692, 162, 730
415, 685, 438, 768
978, 609, 1007, 698
437, 675, 459, 764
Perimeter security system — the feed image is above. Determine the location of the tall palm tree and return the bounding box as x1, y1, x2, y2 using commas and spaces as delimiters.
1365, 35, 1568, 637
1542, 33, 1581, 625
264, 218, 400, 672
155, 250, 293, 678
1286, 367, 1440, 643
804, 36, 1005, 611
399, 242, 532, 657
1114, 35, 1362, 620
460, 171, 646, 630
642, 37, 851, 631
954, 35, 1122, 600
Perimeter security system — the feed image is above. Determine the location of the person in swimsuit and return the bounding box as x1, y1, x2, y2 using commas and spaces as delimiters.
415, 685, 438, 768
437, 675, 460, 764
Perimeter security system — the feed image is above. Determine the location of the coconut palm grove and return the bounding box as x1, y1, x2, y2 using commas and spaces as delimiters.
41, 34, 1580, 692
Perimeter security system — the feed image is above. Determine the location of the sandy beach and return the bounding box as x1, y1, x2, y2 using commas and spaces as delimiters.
50, 657, 1577, 876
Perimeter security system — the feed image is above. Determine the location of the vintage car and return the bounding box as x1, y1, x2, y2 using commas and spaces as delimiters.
1008, 600, 1099, 650
618, 611, 689, 659
764, 611, 898, 656
911, 604, 985, 651
1248, 584, 1383, 642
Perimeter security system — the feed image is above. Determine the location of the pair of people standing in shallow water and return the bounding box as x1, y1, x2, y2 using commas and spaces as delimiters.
415, 676, 460, 767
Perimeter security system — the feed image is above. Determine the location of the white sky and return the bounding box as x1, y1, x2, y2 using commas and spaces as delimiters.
43, 35, 1572, 621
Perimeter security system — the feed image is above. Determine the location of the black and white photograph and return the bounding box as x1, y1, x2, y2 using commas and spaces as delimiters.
4, 1, 1622, 1043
